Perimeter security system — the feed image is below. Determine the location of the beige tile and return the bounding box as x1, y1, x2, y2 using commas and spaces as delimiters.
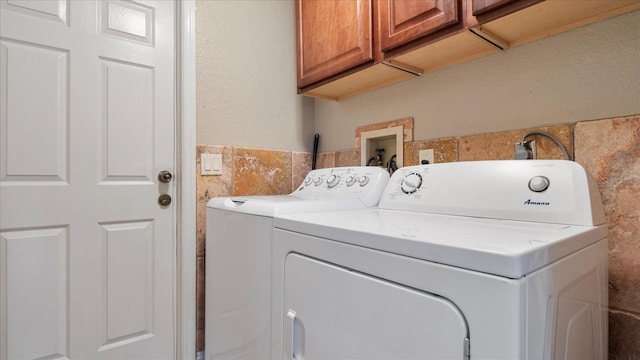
459, 124, 573, 161
196, 145, 233, 257
233, 148, 292, 196
608, 310, 640, 359
315, 152, 336, 169
404, 138, 458, 166
336, 148, 361, 167
292, 152, 312, 188
575, 115, 640, 318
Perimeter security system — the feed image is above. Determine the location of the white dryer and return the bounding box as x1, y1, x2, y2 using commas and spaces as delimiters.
271, 160, 608, 359
205, 166, 390, 360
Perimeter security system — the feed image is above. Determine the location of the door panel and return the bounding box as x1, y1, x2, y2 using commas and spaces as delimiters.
4, 0, 68, 24
0, 0, 176, 358
2, 227, 68, 360
99, 220, 154, 351
1, 39, 68, 183
283, 253, 469, 359
100, 58, 154, 181
101, 0, 153, 45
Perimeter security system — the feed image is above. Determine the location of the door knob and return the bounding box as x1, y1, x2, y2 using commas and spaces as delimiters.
158, 171, 173, 183
158, 194, 172, 207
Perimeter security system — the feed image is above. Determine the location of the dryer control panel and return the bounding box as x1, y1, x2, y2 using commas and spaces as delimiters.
380, 160, 604, 226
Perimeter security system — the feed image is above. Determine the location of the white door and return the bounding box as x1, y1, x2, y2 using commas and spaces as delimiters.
283, 254, 469, 359
0, 0, 176, 359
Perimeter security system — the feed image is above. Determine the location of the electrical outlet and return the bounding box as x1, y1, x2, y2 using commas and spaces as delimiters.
514, 140, 537, 160
418, 149, 435, 165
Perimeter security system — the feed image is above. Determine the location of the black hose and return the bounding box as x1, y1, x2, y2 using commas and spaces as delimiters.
311, 134, 319, 169
387, 155, 398, 173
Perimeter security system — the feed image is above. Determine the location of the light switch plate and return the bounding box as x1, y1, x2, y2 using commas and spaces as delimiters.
201, 153, 222, 175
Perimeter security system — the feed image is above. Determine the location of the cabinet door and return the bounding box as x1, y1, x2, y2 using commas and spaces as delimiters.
473, 0, 518, 15
297, 0, 373, 88
472, 0, 543, 22
378, 0, 460, 53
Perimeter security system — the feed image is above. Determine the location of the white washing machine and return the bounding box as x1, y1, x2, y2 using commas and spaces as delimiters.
271, 160, 608, 360
205, 166, 390, 360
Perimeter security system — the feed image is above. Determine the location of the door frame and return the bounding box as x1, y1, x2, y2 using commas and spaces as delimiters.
178, 1, 197, 359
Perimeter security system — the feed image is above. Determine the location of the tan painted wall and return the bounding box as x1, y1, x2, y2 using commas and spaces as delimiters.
195, 0, 314, 152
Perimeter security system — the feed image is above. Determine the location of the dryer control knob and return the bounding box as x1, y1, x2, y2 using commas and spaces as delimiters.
401, 173, 423, 194
358, 176, 370, 187
345, 175, 357, 186
313, 177, 324, 186
529, 176, 550, 192
327, 174, 340, 188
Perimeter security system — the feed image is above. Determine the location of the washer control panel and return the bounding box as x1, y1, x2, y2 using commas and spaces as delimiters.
292, 167, 390, 207
380, 160, 604, 226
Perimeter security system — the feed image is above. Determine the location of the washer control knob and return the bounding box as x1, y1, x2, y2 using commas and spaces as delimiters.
326, 174, 340, 188
345, 175, 357, 186
313, 177, 324, 186
401, 173, 423, 194
304, 177, 313, 186
529, 176, 550, 192
358, 176, 370, 187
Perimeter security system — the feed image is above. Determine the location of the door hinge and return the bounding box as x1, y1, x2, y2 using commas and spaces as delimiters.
463, 337, 470, 360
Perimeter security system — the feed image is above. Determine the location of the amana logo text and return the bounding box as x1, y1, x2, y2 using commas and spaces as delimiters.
524, 199, 550, 206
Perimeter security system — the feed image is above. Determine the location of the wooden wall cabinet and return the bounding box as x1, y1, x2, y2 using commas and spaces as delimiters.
297, 0, 466, 98
297, 0, 640, 101
472, 0, 640, 49
296, 0, 373, 88
298, 0, 473, 100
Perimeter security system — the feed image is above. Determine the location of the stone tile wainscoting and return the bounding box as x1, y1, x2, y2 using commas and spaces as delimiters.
575, 116, 640, 358
196, 114, 639, 357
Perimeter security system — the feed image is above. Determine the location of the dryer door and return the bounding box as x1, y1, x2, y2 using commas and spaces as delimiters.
283, 253, 469, 359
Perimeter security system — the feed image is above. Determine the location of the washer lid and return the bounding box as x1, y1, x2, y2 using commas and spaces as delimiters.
274, 209, 607, 278
206, 196, 368, 217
